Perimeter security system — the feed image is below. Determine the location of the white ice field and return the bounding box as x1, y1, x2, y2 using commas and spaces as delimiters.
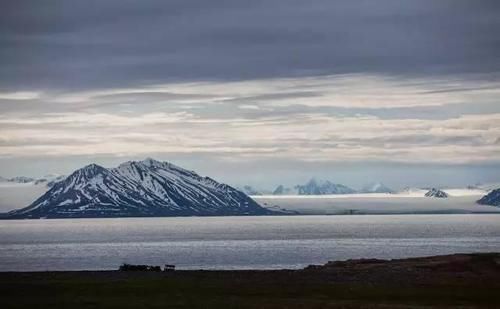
254, 189, 500, 215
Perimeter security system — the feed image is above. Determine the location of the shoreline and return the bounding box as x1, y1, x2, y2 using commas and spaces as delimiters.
2, 252, 499, 273
2, 211, 500, 220
1, 251, 499, 272
1, 253, 499, 308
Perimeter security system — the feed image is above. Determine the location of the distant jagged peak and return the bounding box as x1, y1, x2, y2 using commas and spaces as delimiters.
273, 184, 285, 195
296, 178, 356, 195
272, 184, 298, 195
425, 188, 449, 198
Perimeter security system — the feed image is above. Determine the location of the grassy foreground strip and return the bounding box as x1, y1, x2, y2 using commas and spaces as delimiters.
1, 253, 499, 308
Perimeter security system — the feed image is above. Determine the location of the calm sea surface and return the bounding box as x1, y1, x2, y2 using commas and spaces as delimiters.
1, 214, 500, 271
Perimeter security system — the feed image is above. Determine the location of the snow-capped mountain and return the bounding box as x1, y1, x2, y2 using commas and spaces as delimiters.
6, 158, 273, 218
295, 178, 356, 195
424, 188, 448, 198
477, 188, 500, 206
360, 182, 394, 194
272, 180, 356, 195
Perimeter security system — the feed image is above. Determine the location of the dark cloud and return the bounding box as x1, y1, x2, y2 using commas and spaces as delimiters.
1, 0, 500, 91
1, 1, 500, 187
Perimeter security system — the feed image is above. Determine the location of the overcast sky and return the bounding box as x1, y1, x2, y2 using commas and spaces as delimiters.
1, 0, 500, 189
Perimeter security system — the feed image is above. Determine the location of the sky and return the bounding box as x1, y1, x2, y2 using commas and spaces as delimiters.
1, 0, 500, 190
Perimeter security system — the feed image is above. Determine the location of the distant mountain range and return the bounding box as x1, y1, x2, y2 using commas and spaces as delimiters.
0, 174, 66, 188
3, 165, 500, 218
5, 158, 273, 219
271, 180, 390, 195
295, 179, 356, 195
0, 176, 36, 184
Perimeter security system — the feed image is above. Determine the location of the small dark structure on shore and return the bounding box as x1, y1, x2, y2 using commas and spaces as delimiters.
119, 263, 174, 272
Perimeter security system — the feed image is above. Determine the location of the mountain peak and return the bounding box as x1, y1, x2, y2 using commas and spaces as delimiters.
8, 159, 273, 218
140, 157, 163, 167
425, 188, 448, 198
64, 163, 108, 183
78, 163, 107, 175
83, 163, 103, 169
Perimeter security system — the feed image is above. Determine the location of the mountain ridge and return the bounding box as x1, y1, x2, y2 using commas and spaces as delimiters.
271, 179, 356, 195
6, 158, 273, 219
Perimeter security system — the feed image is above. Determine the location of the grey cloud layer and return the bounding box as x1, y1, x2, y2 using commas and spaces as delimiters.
1, 1, 500, 185
0, 75, 499, 165
2, 1, 500, 90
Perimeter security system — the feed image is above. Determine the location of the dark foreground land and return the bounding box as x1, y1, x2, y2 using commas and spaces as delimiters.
1, 253, 500, 309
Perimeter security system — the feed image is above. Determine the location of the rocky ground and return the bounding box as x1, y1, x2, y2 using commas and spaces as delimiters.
1, 253, 499, 308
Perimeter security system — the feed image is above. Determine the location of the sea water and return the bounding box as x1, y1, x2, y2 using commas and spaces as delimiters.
1, 214, 500, 271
